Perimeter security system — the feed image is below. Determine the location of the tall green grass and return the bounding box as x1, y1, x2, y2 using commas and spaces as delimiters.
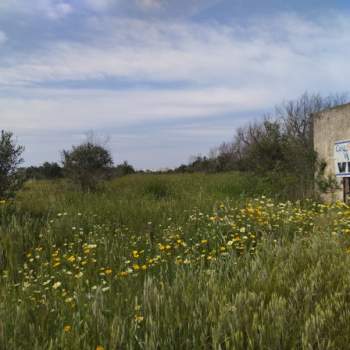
0, 173, 347, 349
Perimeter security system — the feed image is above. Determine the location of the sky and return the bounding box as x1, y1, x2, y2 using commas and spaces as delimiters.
1, 0, 350, 169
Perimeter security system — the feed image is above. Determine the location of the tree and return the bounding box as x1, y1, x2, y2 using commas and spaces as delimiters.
26, 162, 63, 180
114, 161, 135, 177
0, 130, 25, 199
204, 92, 348, 198
62, 140, 113, 191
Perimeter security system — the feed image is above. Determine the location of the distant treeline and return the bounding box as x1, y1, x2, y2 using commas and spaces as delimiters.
23, 160, 136, 180
173, 93, 348, 198
17, 92, 349, 198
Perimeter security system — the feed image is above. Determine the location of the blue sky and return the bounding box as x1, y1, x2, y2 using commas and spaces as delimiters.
1, 0, 350, 169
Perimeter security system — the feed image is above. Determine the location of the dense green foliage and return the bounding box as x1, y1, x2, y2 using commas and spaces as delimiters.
0, 130, 25, 199
62, 141, 113, 191
175, 93, 347, 199
25, 162, 64, 180
0, 173, 350, 349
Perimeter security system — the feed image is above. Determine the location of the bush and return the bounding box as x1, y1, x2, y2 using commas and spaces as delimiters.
62, 141, 113, 191
0, 130, 25, 199
143, 178, 173, 199
26, 162, 63, 180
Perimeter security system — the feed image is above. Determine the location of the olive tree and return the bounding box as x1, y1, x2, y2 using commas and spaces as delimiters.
62, 140, 113, 191
0, 130, 25, 199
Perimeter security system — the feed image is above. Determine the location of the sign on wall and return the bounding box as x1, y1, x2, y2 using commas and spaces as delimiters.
335, 140, 350, 177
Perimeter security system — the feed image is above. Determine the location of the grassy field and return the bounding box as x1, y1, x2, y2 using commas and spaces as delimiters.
1, 173, 350, 349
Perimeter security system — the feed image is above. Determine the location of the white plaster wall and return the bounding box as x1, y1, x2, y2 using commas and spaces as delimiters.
314, 103, 350, 201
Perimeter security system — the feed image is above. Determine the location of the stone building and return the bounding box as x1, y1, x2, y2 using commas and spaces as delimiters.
313, 103, 350, 202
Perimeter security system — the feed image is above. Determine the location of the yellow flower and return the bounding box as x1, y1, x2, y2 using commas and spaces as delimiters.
134, 315, 144, 322
96, 346, 105, 350
67, 255, 76, 263
105, 268, 113, 275
0, 200, 6, 205
64, 325, 71, 333
118, 271, 128, 277
132, 250, 140, 258
201, 239, 208, 245
133, 264, 140, 271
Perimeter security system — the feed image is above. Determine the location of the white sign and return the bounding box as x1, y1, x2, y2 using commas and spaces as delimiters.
335, 140, 350, 177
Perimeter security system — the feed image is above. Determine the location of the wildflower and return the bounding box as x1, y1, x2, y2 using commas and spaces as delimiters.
52, 282, 61, 289
201, 239, 208, 245
132, 250, 140, 258
87, 244, 97, 249
64, 325, 72, 333
105, 268, 113, 275
134, 315, 144, 323
67, 255, 76, 263
96, 346, 105, 350
118, 271, 129, 277
75, 272, 84, 279
133, 264, 140, 271
23, 281, 30, 290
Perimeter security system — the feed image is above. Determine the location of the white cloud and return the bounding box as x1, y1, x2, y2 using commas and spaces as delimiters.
0, 86, 273, 132
1, 11, 350, 167
0, 0, 73, 19
0, 14, 349, 94
47, 2, 73, 19
84, 0, 116, 12
0, 31, 7, 45
1, 13, 350, 131
81, 0, 219, 15
137, 0, 162, 9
